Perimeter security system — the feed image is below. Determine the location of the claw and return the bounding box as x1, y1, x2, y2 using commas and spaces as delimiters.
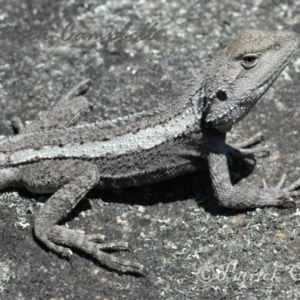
285, 177, 300, 192
97, 241, 132, 252
227, 132, 269, 161
282, 197, 296, 209
259, 174, 300, 208
287, 190, 300, 198
276, 174, 287, 189
87, 233, 106, 242
262, 179, 268, 189
230, 132, 263, 148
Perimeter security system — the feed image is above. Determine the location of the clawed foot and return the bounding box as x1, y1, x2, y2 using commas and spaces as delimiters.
47, 225, 146, 276
262, 174, 300, 207
226, 132, 269, 166
11, 78, 92, 134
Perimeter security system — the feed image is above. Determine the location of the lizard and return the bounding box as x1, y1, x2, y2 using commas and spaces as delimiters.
0, 30, 299, 275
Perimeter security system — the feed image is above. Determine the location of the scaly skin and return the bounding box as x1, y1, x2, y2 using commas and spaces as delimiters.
0, 30, 299, 275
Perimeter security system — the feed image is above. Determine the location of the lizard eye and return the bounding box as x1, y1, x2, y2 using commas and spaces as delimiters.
241, 54, 259, 69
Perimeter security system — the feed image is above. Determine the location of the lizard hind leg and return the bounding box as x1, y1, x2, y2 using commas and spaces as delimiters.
11, 79, 92, 134
22, 160, 145, 275
226, 132, 269, 165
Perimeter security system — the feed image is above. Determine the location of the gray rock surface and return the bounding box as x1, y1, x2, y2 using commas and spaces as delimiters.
0, 1, 300, 299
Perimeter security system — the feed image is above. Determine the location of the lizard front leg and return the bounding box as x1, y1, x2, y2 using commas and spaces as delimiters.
208, 147, 300, 209
204, 130, 300, 209
17, 160, 145, 275
11, 79, 92, 134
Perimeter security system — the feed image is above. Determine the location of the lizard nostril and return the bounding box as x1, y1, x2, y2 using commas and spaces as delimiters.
273, 42, 281, 51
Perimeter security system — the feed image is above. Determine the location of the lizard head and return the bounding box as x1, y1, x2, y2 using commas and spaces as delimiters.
204, 30, 299, 132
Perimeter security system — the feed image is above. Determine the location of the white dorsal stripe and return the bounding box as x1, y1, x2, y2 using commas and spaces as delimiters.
5, 107, 196, 165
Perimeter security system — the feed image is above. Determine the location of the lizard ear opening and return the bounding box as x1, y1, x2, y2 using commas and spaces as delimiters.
216, 90, 227, 101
